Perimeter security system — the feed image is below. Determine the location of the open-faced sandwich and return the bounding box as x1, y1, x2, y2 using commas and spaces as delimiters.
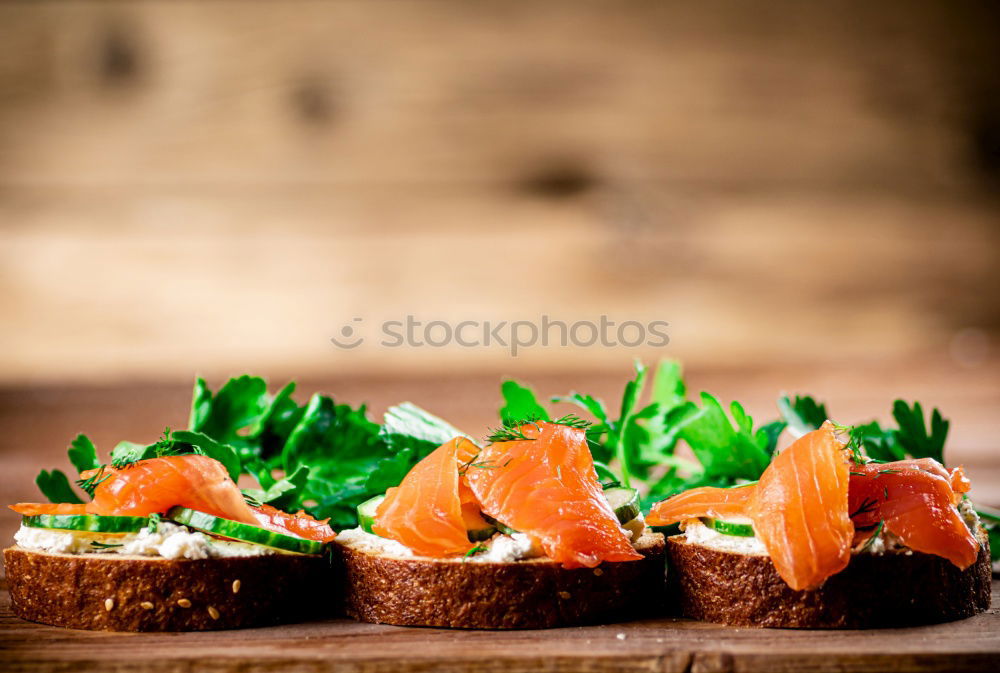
5, 431, 336, 631
335, 419, 665, 629
647, 421, 991, 628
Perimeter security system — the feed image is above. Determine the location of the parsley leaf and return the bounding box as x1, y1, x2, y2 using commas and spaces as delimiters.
35, 469, 85, 504
67, 435, 99, 473
891, 400, 948, 464
499, 380, 550, 424
777, 394, 829, 437
675, 393, 772, 481
188, 375, 270, 449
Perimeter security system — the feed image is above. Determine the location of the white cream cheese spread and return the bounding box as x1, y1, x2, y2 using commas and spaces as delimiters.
14, 522, 274, 559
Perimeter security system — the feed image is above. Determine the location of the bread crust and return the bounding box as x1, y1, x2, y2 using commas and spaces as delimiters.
666, 528, 992, 628
3, 546, 334, 631
335, 532, 665, 629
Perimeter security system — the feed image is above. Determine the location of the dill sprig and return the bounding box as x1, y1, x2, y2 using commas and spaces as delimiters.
462, 544, 488, 562
90, 541, 124, 549
485, 414, 592, 445
831, 422, 867, 464
484, 418, 542, 444
76, 466, 111, 497
849, 497, 879, 520
860, 520, 885, 552
552, 414, 592, 430
111, 427, 181, 470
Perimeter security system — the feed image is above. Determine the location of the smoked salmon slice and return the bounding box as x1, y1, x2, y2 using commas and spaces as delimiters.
373, 437, 477, 557
849, 460, 978, 569
250, 504, 336, 542
646, 422, 853, 590
9, 503, 90, 516
465, 421, 642, 569
749, 421, 853, 590
77, 454, 258, 524
646, 483, 755, 526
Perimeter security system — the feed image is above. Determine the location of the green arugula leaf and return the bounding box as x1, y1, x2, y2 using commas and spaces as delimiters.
365, 448, 417, 495
35, 469, 85, 504
251, 381, 305, 461
777, 394, 829, 437
280, 394, 388, 525
380, 402, 466, 460
67, 434, 99, 473
499, 380, 550, 424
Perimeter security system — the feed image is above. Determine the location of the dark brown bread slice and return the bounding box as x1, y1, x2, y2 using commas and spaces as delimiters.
3, 546, 334, 631
335, 532, 665, 629
666, 527, 991, 628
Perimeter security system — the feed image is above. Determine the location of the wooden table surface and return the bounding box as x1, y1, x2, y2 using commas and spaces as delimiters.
1, 579, 998, 673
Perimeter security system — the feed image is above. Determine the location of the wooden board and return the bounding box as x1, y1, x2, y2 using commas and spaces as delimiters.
1, 580, 998, 673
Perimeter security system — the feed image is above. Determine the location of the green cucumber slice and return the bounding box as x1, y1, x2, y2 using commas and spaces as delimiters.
702, 517, 755, 537
482, 513, 518, 536
357, 495, 383, 535
604, 487, 640, 524
167, 507, 323, 555
465, 521, 497, 542
22, 514, 150, 534
358, 495, 498, 541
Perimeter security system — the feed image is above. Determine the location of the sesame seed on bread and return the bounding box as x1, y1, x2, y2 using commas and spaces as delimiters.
3, 546, 334, 631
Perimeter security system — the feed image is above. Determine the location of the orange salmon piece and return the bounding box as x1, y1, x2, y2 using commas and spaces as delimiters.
646, 484, 755, 526
373, 437, 477, 557
465, 421, 642, 569
250, 504, 336, 542
849, 459, 978, 569
84, 454, 257, 524
9, 503, 90, 516
749, 422, 853, 590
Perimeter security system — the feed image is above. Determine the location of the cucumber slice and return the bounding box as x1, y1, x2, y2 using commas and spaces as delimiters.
702, 517, 755, 537
357, 495, 383, 535
604, 487, 640, 524
482, 513, 518, 536
358, 495, 498, 541
167, 507, 323, 555
22, 514, 150, 534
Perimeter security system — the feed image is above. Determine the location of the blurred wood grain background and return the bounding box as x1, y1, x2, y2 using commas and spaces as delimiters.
0, 1, 998, 523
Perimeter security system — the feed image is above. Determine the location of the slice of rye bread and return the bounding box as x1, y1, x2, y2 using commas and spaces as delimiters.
334, 531, 665, 629
3, 546, 335, 631
666, 527, 992, 628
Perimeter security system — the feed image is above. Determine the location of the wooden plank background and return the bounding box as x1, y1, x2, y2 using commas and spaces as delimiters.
0, 2, 998, 523
0, 0, 998, 384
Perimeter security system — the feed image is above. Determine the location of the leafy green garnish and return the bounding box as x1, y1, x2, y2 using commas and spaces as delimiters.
67, 435, 99, 473
380, 402, 466, 459
777, 395, 829, 438
242, 464, 310, 512
674, 394, 776, 481
499, 381, 550, 425
188, 375, 270, 449
36, 470, 84, 504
